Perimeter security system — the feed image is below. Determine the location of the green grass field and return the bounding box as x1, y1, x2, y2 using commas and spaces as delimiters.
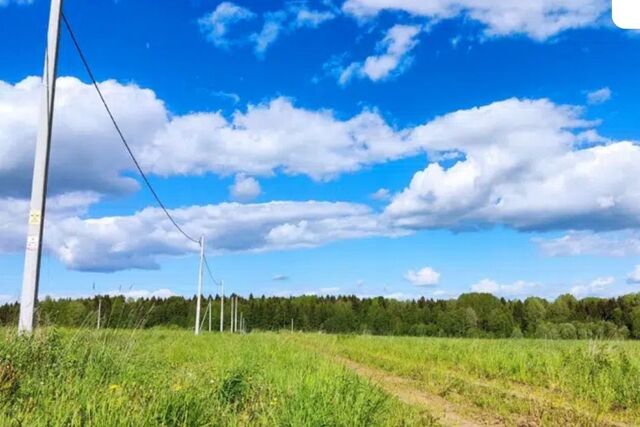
2, 329, 640, 426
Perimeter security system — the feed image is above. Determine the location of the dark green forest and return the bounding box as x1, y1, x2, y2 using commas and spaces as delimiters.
2, 292, 640, 339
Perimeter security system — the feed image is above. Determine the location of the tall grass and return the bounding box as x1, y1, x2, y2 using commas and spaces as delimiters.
295, 334, 640, 424
0, 328, 431, 426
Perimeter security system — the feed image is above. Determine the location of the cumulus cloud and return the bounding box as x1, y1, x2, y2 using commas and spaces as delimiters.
371, 188, 392, 201
0, 192, 99, 255
0, 76, 414, 194
0, 77, 165, 198
627, 266, 640, 284
198, 2, 256, 48
570, 276, 615, 297
339, 24, 422, 83
7, 76, 640, 272
404, 267, 440, 286
342, 0, 609, 40
471, 278, 538, 297
587, 87, 612, 105
143, 96, 412, 181
11, 201, 398, 272
229, 174, 261, 201
535, 230, 640, 257
385, 98, 640, 232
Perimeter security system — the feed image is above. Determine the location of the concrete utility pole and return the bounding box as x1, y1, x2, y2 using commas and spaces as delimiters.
194, 236, 204, 335
234, 296, 238, 333
219, 281, 224, 332
229, 295, 234, 332
208, 299, 212, 332
18, 0, 64, 334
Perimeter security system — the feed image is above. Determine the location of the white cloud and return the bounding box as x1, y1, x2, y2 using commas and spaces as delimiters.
212, 90, 241, 104
587, 87, 612, 105
340, 24, 422, 83
0, 192, 99, 255
0, 77, 167, 198
0, 0, 32, 6
386, 98, 640, 232
471, 278, 499, 293
7, 77, 640, 272
252, 11, 288, 54
570, 276, 615, 297
535, 230, 640, 257
198, 2, 256, 48
143, 96, 411, 181
251, 5, 336, 53
342, 0, 609, 40
0, 76, 414, 194
251, 4, 336, 54
199, 3, 335, 54
20, 201, 399, 272
404, 266, 440, 286
293, 8, 335, 28
229, 174, 261, 201
0, 295, 16, 304
627, 266, 640, 284
471, 278, 538, 297
371, 188, 392, 201
108, 288, 177, 300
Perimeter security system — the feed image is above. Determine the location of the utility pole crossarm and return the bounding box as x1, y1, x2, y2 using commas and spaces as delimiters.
19, 0, 64, 334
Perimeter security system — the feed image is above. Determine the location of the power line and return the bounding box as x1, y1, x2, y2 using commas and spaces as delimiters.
61, 13, 199, 245
203, 254, 221, 287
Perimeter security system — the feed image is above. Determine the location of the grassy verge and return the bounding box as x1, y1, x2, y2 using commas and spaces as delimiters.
0, 328, 434, 426
292, 334, 640, 426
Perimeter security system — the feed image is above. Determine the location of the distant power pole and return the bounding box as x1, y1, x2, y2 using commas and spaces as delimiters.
219, 280, 224, 332
234, 296, 239, 333
96, 299, 102, 330
229, 295, 234, 333
18, 0, 64, 334
194, 236, 204, 335
291, 318, 294, 332
208, 298, 212, 332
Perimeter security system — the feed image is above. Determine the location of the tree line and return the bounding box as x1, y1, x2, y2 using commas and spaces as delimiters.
2, 292, 640, 339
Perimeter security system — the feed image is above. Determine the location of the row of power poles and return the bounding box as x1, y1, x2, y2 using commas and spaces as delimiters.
17, 0, 242, 336
193, 235, 244, 335
196, 295, 244, 334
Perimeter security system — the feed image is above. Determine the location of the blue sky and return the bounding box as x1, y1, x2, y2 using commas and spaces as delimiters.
1, 0, 640, 302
